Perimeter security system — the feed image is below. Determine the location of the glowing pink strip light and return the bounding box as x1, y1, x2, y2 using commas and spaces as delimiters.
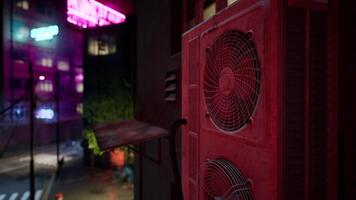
67, 0, 126, 28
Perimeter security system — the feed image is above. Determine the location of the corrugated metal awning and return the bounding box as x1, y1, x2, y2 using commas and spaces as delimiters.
94, 119, 168, 150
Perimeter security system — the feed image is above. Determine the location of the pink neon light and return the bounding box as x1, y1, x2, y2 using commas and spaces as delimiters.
67, 0, 126, 28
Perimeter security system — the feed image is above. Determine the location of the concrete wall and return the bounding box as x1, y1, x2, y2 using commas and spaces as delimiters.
134, 0, 182, 199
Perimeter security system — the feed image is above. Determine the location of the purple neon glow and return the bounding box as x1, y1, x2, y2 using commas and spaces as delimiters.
67, 0, 126, 28
75, 74, 84, 82
39, 75, 45, 80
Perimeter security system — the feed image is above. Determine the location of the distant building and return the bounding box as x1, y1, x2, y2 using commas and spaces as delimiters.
0, 0, 83, 145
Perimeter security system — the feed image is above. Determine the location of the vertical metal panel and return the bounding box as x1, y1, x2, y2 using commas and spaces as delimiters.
189, 88, 199, 132
189, 181, 198, 200
189, 37, 200, 132
189, 38, 199, 85
188, 134, 198, 179
308, 10, 328, 200
285, 6, 306, 200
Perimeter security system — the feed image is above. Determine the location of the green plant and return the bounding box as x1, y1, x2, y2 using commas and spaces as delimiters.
83, 129, 104, 155
83, 86, 133, 155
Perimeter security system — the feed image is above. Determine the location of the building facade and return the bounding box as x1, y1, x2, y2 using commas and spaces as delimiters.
1, 0, 84, 147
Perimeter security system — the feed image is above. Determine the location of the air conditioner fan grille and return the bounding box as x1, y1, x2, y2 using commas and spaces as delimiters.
204, 30, 261, 132
202, 159, 254, 200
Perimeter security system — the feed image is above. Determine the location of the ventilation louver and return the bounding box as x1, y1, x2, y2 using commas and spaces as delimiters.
202, 159, 254, 200
204, 30, 261, 132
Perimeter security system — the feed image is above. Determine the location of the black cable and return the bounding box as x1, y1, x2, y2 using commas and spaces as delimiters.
0, 94, 26, 117
0, 101, 23, 158
169, 118, 187, 200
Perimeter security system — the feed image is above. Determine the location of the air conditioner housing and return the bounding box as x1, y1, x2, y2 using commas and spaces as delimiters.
181, 0, 335, 199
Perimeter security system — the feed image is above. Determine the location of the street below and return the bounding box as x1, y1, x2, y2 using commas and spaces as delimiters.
0, 141, 133, 200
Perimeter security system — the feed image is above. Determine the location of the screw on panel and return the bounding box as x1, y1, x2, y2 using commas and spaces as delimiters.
206, 47, 211, 53
246, 118, 253, 124
246, 30, 253, 39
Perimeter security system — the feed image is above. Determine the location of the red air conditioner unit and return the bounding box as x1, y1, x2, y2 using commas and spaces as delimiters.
181, 0, 336, 200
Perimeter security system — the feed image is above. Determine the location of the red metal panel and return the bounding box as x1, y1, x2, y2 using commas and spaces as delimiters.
183, 1, 277, 199
188, 134, 198, 179
181, 0, 335, 199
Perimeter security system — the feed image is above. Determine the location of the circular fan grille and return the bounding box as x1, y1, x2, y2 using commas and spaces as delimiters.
202, 159, 254, 200
204, 30, 261, 132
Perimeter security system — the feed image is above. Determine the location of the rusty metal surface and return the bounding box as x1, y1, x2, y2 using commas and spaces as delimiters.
94, 120, 168, 150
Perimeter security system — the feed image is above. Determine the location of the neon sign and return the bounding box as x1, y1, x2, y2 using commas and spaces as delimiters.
35, 108, 55, 120
30, 25, 59, 41
67, 0, 126, 28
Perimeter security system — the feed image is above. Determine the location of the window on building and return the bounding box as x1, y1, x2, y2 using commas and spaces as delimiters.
88, 35, 116, 56
76, 103, 83, 114
204, 1, 216, 21
58, 61, 70, 71
13, 20, 29, 42
76, 83, 84, 93
37, 58, 53, 67
16, 0, 29, 10
36, 80, 53, 92
227, 0, 238, 6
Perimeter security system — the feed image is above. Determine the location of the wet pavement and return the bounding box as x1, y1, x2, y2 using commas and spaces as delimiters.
0, 141, 133, 200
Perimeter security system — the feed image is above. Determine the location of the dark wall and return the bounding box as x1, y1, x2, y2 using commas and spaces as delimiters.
83, 19, 136, 128
135, 1, 180, 129
134, 0, 182, 199
84, 22, 134, 97
338, 0, 356, 199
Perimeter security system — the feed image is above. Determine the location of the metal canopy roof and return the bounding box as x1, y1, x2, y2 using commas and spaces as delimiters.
94, 119, 168, 150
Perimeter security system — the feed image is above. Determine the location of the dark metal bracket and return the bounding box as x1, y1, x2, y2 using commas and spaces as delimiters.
126, 145, 161, 164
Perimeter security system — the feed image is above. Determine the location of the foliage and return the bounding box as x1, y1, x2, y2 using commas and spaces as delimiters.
83, 129, 104, 156
83, 87, 134, 155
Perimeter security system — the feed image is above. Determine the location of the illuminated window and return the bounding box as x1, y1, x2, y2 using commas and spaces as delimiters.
16, 0, 29, 10
58, 61, 70, 71
13, 21, 29, 42
39, 58, 53, 67
227, 0, 238, 6
76, 83, 84, 93
37, 80, 53, 92
203, 2, 216, 21
88, 35, 116, 56
76, 103, 83, 114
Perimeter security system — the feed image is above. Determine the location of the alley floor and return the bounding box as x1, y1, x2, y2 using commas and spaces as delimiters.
0, 141, 133, 200
51, 155, 133, 200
